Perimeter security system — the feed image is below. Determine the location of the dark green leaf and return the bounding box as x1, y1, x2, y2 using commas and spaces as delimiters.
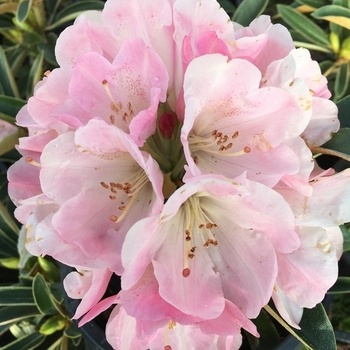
296, 0, 329, 8
0, 332, 45, 350
64, 322, 81, 339
0, 286, 35, 306
0, 14, 15, 30
318, 128, 350, 161
218, 0, 236, 17
0, 48, 20, 98
26, 50, 44, 98
294, 303, 336, 350
0, 201, 19, 236
33, 274, 62, 315
253, 309, 280, 349
328, 276, 350, 294
0, 95, 26, 119
0, 227, 19, 258
232, 0, 269, 26
340, 225, 350, 251
312, 5, 350, 30
16, 0, 32, 23
47, 0, 105, 30
334, 61, 349, 100
38, 32, 58, 67
0, 305, 40, 326
336, 95, 350, 128
277, 5, 330, 46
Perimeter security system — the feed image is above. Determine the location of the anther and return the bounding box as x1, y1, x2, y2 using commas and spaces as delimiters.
182, 268, 191, 277
109, 195, 116, 200
100, 181, 109, 189
232, 131, 239, 139
25, 157, 41, 167
109, 215, 118, 223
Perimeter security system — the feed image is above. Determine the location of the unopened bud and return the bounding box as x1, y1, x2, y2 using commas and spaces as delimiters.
159, 112, 176, 139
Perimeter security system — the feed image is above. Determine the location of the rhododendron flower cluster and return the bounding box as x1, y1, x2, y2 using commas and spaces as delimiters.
8, 0, 350, 349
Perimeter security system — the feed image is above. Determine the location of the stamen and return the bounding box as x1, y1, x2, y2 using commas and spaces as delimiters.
188, 131, 250, 157
102, 79, 117, 106
25, 157, 41, 167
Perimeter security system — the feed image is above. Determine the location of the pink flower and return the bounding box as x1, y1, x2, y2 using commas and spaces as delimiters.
272, 169, 350, 327
10, 119, 164, 273
122, 174, 300, 320
7, 0, 345, 347
106, 304, 246, 350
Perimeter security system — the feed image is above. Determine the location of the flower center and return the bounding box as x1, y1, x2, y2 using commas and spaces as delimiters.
188, 129, 251, 156
181, 194, 218, 277
102, 79, 135, 126
100, 168, 150, 223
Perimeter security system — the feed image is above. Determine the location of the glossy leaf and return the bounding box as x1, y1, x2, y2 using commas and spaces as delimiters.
0, 305, 40, 326
64, 322, 81, 339
0, 286, 35, 306
33, 273, 62, 315
16, 0, 32, 23
38, 256, 60, 283
46, 0, 105, 30
1, 332, 45, 350
39, 315, 66, 335
253, 309, 280, 349
296, 304, 336, 350
328, 276, 350, 294
277, 5, 330, 46
26, 50, 44, 98
296, 0, 329, 7
334, 61, 350, 100
341, 225, 350, 251
312, 5, 350, 30
337, 95, 350, 128
0, 227, 19, 259
0, 48, 20, 98
0, 95, 25, 120
232, 0, 269, 26
313, 128, 350, 161
0, 201, 19, 236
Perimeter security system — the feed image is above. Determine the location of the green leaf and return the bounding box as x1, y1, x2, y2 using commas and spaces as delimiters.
334, 61, 350, 101
340, 224, 350, 251
295, 304, 336, 350
16, 0, 33, 23
46, 0, 105, 30
296, 0, 329, 8
64, 322, 81, 339
337, 95, 350, 128
0, 305, 40, 326
0, 201, 20, 236
0, 227, 19, 259
26, 50, 44, 98
277, 5, 330, 47
312, 5, 350, 30
232, 0, 268, 26
0, 47, 20, 98
328, 276, 350, 293
39, 315, 66, 335
0, 286, 35, 306
38, 256, 60, 283
253, 309, 280, 349
33, 274, 62, 315
0, 95, 26, 120
1, 331, 45, 350
313, 128, 350, 161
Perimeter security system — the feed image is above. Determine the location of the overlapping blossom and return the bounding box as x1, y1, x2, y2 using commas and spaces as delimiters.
7, 0, 350, 349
